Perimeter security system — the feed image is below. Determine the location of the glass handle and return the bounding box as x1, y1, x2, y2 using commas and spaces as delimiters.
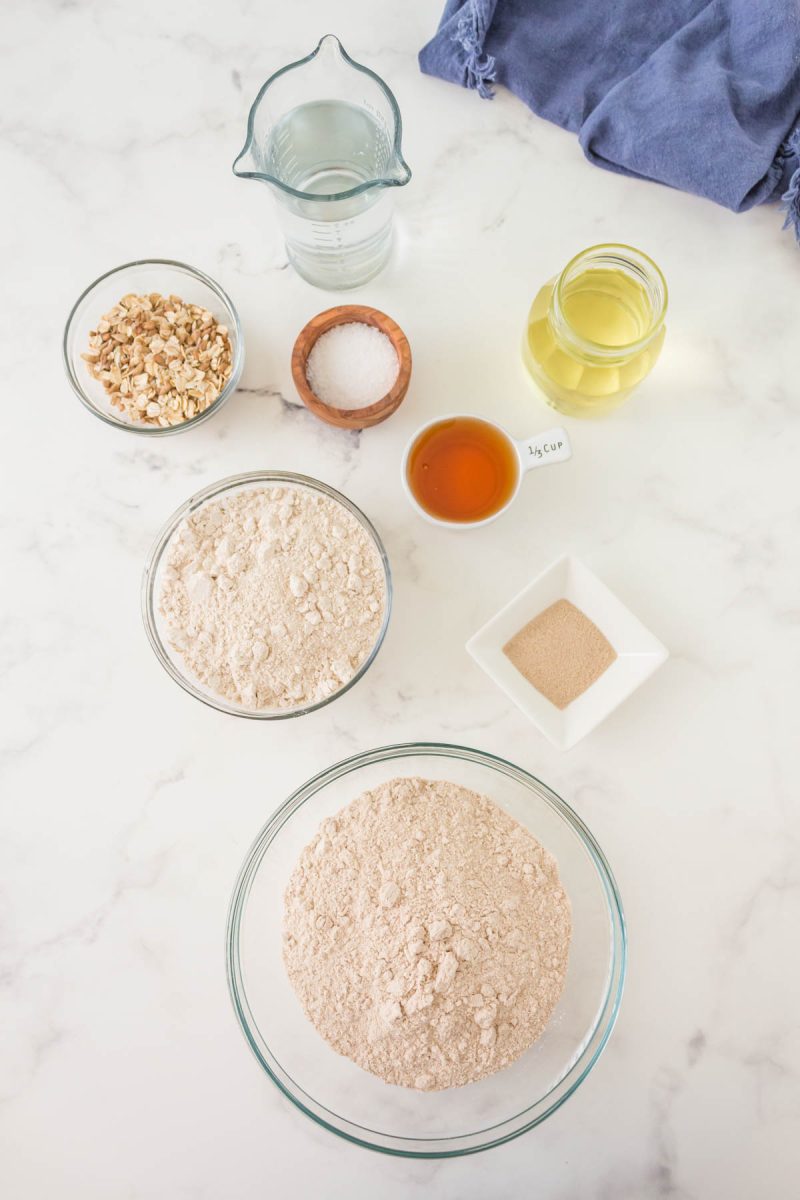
516, 428, 572, 473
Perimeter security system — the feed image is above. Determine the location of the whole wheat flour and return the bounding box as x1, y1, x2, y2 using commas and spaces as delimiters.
283, 777, 572, 1091
159, 485, 386, 709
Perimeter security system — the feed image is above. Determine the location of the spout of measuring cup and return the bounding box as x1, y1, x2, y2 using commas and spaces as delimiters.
232, 143, 258, 180
384, 155, 412, 187
315, 32, 345, 60
232, 134, 280, 189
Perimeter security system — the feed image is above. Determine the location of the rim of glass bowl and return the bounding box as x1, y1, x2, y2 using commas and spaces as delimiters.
141, 471, 393, 719
62, 258, 245, 435
226, 742, 627, 1156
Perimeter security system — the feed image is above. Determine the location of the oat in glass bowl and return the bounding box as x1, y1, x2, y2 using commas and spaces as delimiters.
62, 259, 244, 434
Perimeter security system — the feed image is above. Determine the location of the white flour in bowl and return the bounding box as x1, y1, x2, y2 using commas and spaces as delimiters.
283, 777, 571, 1090
159, 484, 386, 709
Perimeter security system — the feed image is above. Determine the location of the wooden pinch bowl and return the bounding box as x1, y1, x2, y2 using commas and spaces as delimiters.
291, 305, 412, 430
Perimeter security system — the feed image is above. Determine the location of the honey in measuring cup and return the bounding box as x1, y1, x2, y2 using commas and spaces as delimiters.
522, 244, 668, 417
407, 416, 518, 523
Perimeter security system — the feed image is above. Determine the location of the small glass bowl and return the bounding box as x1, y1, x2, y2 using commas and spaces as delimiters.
141, 471, 392, 719
227, 743, 626, 1156
62, 259, 244, 434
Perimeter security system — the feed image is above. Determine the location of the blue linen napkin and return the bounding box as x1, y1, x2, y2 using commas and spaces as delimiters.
419, 0, 800, 238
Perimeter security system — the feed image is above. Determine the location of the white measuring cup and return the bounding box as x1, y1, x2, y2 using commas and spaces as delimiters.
401, 414, 572, 529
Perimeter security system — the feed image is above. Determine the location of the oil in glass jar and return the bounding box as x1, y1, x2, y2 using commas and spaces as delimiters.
522, 244, 667, 417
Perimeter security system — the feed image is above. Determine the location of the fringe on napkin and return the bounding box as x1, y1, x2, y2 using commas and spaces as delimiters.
779, 128, 800, 243
453, 0, 496, 98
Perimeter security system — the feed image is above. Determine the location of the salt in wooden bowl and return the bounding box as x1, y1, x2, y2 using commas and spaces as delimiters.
291, 305, 412, 430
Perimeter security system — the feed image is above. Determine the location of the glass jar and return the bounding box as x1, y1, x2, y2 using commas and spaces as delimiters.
522, 244, 668, 417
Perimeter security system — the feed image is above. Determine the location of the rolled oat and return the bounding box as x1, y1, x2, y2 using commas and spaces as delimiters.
81, 291, 233, 427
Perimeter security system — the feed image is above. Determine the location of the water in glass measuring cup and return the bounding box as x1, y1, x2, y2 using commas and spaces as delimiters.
266, 100, 394, 288
233, 36, 411, 290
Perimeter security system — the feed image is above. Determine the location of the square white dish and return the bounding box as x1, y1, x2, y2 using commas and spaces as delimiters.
466, 555, 668, 749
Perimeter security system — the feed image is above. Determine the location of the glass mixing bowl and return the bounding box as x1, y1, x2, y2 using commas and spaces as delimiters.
142, 472, 392, 718
63, 259, 244, 434
227, 743, 626, 1156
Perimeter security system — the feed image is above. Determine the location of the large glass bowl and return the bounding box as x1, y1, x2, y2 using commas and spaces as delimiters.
63, 259, 244, 434
227, 743, 626, 1156
142, 472, 392, 719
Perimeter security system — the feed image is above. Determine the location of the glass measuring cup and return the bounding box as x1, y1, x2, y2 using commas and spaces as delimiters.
401, 414, 572, 528
233, 35, 411, 290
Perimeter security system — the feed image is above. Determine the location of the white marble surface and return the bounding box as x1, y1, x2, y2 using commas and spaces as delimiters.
2, 1, 799, 1195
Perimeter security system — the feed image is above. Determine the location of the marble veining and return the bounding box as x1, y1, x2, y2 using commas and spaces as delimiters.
1, 0, 799, 1196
